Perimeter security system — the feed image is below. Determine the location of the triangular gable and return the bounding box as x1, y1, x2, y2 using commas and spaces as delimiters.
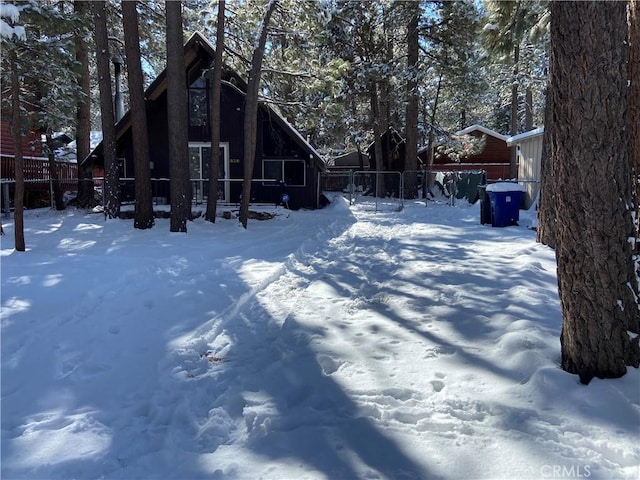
456, 124, 508, 142
143, 32, 247, 103
83, 31, 324, 171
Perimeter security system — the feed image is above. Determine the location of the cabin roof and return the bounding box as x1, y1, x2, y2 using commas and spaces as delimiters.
506, 127, 544, 146
456, 124, 508, 142
332, 150, 370, 168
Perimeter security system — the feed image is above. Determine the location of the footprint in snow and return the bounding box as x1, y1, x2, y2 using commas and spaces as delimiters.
431, 373, 446, 392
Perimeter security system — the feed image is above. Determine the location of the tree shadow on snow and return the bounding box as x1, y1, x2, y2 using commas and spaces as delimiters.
207, 306, 438, 480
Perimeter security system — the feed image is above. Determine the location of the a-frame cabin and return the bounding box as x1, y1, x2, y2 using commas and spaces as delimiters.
83, 32, 326, 210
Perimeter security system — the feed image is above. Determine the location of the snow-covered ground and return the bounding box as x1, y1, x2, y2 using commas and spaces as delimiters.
1, 196, 638, 480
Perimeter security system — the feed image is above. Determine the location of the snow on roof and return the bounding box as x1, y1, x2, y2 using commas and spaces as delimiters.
456, 124, 508, 142
56, 131, 103, 163
187, 30, 216, 54
506, 127, 544, 146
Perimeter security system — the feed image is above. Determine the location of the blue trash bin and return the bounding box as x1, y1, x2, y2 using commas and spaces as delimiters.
486, 182, 525, 227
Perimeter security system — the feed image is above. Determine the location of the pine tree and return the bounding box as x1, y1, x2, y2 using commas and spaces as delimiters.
629, 0, 640, 282
9, 47, 25, 252
205, 0, 225, 223
482, 0, 549, 173
404, 2, 419, 198
239, 0, 278, 229
93, 0, 120, 219
74, 0, 94, 208
1, 1, 85, 244
166, 0, 191, 232
123, 0, 154, 229
549, 0, 639, 383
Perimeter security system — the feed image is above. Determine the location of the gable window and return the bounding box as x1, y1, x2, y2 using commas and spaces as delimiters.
263, 159, 305, 187
189, 77, 208, 127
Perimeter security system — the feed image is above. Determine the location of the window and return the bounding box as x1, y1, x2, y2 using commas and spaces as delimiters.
189, 77, 208, 127
189, 143, 230, 202
263, 159, 305, 187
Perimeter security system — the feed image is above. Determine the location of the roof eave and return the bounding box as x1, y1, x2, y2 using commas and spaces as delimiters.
456, 124, 508, 142
506, 127, 545, 146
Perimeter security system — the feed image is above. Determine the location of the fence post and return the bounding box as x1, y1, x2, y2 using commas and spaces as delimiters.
349, 169, 353, 205
1, 182, 10, 217
49, 177, 54, 210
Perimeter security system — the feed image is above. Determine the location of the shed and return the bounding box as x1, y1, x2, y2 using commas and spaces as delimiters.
506, 127, 544, 209
82, 32, 326, 211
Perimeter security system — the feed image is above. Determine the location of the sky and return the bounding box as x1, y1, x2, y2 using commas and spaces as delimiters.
1, 194, 639, 480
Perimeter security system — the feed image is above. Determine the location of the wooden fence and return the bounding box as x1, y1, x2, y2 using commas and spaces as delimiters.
1, 155, 79, 210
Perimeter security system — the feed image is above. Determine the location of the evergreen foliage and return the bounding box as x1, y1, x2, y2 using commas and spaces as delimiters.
1, 1, 85, 136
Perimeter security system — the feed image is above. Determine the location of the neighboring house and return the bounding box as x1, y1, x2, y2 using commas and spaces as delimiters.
322, 150, 370, 193
419, 124, 512, 182
506, 127, 544, 209
329, 151, 370, 172
1, 115, 78, 210
82, 32, 326, 211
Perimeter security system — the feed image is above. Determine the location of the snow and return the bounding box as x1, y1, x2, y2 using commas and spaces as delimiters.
506, 127, 545, 146
0, 3, 22, 23
486, 181, 526, 193
0, 2, 26, 40
2, 197, 639, 480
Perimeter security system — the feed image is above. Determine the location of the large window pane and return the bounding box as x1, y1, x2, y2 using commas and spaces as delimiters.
284, 161, 305, 186
263, 160, 305, 186
189, 147, 201, 180
264, 160, 282, 182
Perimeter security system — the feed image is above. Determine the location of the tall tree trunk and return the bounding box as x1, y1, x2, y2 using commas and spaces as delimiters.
74, 0, 94, 208
536, 87, 556, 248
381, 6, 393, 133
206, 0, 225, 223
509, 44, 519, 179
370, 82, 384, 197
10, 49, 25, 252
166, 0, 191, 232
45, 130, 65, 210
550, 1, 639, 384
629, 0, 639, 281
525, 87, 533, 130
424, 74, 443, 199
404, 6, 419, 199
123, 0, 154, 229
239, 0, 278, 229
93, 0, 120, 219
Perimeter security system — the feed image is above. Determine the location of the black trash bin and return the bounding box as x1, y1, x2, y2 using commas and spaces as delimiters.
478, 185, 492, 225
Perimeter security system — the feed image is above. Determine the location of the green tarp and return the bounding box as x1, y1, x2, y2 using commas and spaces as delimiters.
455, 171, 485, 203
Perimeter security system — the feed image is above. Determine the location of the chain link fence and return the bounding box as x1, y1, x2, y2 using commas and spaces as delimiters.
320, 171, 404, 212
320, 169, 491, 211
